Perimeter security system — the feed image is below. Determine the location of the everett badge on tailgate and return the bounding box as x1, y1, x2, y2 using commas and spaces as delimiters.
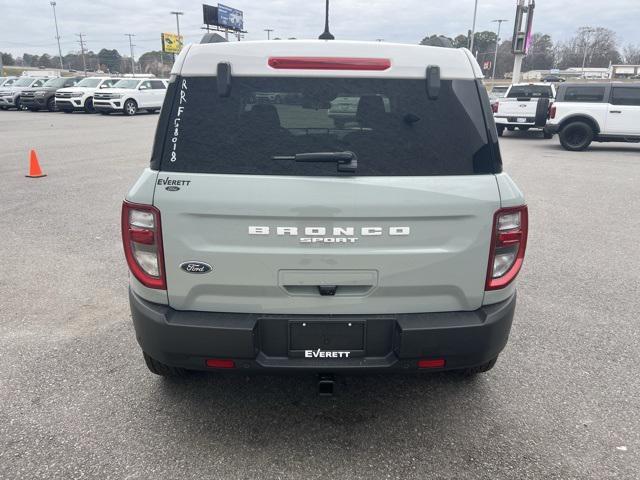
180, 261, 212, 274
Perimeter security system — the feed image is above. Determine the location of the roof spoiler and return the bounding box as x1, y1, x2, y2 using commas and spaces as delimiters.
201, 33, 227, 44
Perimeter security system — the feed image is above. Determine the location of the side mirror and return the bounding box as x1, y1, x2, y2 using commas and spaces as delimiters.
535, 98, 550, 127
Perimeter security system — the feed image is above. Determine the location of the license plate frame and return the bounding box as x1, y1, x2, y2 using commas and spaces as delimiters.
516, 117, 528, 123
288, 320, 366, 358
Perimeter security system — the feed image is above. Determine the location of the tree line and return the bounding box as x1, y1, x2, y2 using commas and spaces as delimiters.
1, 49, 174, 77
421, 27, 640, 78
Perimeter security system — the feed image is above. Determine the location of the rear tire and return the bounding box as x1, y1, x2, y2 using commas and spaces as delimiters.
497, 125, 505, 137
506, 126, 515, 131
559, 121, 594, 151
543, 131, 553, 139
123, 99, 138, 116
143, 351, 189, 377
457, 357, 498, 376
14, 98, 21, 110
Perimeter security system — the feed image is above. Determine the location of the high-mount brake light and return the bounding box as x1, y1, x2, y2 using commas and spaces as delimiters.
485, 206, 528, 291
121, 201, 166, 289
268, 57, 391, 71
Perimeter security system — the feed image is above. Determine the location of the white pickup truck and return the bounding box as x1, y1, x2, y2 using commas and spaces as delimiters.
493, 83, 555, 138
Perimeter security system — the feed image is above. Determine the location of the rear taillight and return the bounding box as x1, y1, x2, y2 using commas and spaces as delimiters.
121, 201, 166, 289
492, 101, 499, 113
549, 103, 556, 119
486, 206, 528, 291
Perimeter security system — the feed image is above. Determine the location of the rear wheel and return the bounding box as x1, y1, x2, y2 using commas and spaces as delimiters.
84, 97, 95, 113
559, 121, 594, 151
497, 125, 505, 137
47, 97, 57, 112
14, 98, 21, 110
543, 131, 553, 139
123, 99, 138, 116
506, 126, 515, 131
143, 351, 189, 377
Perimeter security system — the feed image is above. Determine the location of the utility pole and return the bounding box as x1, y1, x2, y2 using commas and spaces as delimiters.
125, 33, 136, 74
264, 29, 273, 40
469, 0, 479, 52
491, 19, 508, 80
76, 33, 87, 76
50, 1, 64, 70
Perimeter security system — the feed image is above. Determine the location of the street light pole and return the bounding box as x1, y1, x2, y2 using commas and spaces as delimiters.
491, 19, 508, 80
170, 11, 183, 37
264, 29, 274, 40
50, 1, 64, 70
580, 27, 595, 78
469, 0, 479, 52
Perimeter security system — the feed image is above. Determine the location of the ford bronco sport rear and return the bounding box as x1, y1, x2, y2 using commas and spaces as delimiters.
122, 40, 527, 378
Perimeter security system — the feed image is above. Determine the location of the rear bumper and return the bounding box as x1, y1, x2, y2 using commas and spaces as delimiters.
130, 289, 517, 373
494, 116, 537, 127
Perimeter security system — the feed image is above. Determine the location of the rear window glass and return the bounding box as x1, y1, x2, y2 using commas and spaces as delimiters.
157, 76, 498, 176
507, 85, 553, 98
563, 86, 605, 102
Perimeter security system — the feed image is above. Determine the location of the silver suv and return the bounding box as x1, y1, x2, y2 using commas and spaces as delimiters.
122, 40, 528, 380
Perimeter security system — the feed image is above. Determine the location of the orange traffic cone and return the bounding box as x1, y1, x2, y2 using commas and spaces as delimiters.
26, 149, 46, 178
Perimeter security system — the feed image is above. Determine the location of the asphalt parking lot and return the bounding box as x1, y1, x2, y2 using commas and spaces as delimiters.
1, 110, 639, 479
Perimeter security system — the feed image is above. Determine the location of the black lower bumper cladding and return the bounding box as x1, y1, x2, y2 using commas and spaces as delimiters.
129, 289, 516, 373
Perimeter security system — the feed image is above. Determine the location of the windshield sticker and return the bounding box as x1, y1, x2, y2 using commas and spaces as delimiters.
169, 79, 188, 163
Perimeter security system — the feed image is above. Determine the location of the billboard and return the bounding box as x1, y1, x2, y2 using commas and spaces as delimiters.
161, 33, 183, 54
203, 4, 219, 26
217, 4, 243, 31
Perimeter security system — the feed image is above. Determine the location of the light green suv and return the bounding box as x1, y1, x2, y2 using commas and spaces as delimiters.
122, 39, 528, 384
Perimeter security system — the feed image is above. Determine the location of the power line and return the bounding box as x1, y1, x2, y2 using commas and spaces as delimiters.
76, 33, 87, 76
125, 33, 136, 73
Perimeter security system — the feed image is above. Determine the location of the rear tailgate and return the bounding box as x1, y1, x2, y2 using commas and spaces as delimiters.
155, 174, 499, 314
496, 97, 538, 119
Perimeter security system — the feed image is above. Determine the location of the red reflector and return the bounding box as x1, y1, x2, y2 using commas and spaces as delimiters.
129, 228, 154, 245
268, 57, 391, 71
205, 359, 236, 369
418, 358, 446, 369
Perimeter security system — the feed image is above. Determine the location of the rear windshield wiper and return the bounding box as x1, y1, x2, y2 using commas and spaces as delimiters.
272, 151, 358, 173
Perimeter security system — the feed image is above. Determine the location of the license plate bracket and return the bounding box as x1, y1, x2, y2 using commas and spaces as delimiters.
288, 320, 365, 358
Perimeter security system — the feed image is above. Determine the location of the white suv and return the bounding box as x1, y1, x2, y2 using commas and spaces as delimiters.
55, 77, 119, 113
93, 78, 168, 115
544, 83, 640, 150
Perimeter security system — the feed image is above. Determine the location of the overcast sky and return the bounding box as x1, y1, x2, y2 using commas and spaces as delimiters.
2, 0, 640, 58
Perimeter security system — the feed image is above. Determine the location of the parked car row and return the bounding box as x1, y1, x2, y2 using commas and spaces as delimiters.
0, 75, 168, 115
489, 81, 640, 150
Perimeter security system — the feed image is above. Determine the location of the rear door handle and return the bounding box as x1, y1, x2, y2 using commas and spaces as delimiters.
610, 110, 622, 114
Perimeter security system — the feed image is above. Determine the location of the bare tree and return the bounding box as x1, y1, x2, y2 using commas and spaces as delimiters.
555, 27, 621, 69
623, 44, 640, 64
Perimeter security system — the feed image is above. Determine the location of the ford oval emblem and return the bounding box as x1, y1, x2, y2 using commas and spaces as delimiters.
166, 186, 180, 192
180, 261, 213, 274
